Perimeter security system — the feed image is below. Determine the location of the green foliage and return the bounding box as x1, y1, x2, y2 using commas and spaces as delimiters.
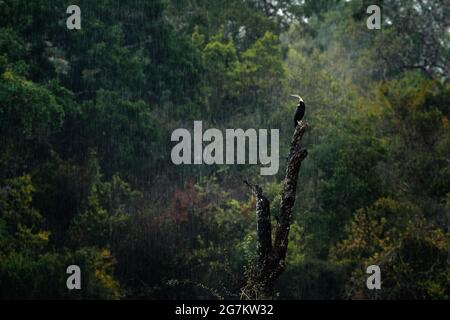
0, 175, 48, 253
163, 178, 255, 299
332, 196, 450, 299
0, 0, 448, 300
238, 31, 285, 114
0, 175, 122, 299
0, 68, 66, 177
69, 175, 138, 248
277, 258, 346, 299
193, 29, 285, 124
0, 248, 121, 299
332, 198, 423, 265
0, 28, 28, 76
380, 74, 450, 200
72, 91, 160, 177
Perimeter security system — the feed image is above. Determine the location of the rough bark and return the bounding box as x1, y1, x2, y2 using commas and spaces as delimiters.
242, 121, 308, 299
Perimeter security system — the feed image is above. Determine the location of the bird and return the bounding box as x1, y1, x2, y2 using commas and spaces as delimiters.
290, 94, 305, 128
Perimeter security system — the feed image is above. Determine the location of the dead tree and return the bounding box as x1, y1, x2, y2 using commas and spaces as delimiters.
242, 121, 308, 299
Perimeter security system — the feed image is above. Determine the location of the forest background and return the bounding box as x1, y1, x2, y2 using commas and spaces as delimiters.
0, 0, 449, 299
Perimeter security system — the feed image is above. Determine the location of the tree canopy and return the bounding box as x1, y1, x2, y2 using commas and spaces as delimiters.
0, 0, 449, 299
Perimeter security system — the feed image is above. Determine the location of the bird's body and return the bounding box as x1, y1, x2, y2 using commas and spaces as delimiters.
294, 101, 305, 128
291, 94, 305, 128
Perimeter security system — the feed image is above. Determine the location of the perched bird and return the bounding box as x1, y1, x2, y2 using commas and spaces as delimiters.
290, 94, 305, 128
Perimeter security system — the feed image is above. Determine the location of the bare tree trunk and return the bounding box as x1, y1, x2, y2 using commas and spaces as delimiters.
242, 121, 308, 299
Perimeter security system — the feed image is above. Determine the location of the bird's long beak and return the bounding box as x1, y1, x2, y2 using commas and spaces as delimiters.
290, 94, 304, 102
